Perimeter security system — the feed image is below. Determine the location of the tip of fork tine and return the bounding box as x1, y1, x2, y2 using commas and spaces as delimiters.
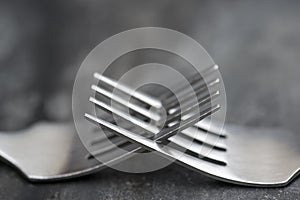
93, 72, 100, 78
94, 72, 106, 82
91, 84, 97, 90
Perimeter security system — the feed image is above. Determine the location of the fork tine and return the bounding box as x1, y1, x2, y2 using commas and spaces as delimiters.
180, 126, 227, 150
165, 78, 220, 110
94, 64, 218, 112
94, 73, 162, 109
89, 96, 160, 134
154, 104, 221, 141
165, 90, 220, 125
161, 64, 219, 100
91, 68, 220, 131
90, 85, 219, 136
168, 134, 227, 165
88, 116, 150, 160
85, 113, 160, 152
194, 119, 227, 137
85, 103, 220, 143
91, 84, 161, 122
88, 112, 226, 174
89, 92, 209, 135
93, 65, 219, 127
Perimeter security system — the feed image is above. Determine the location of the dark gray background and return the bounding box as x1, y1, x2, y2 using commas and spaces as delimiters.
0, 0, 300, 199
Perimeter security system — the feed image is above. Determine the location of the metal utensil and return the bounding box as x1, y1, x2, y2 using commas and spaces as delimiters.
194, 120, 300, 187
84, 64, 223, 171
86, 63, 300, 186
0, 121, 139, 181
87, 111, 300, 187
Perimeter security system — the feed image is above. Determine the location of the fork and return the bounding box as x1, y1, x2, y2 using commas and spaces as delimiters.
86, 66, 300, 187
194, 120, 300, 187
0, 121, 140, 181
0, 88, 215, 182
87, 114, 300, 187
85, 65, 223, 164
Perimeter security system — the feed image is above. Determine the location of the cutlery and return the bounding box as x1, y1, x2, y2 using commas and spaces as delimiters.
85, 64, 300, 186
87, 109, 300, 187
0, 121, 139, 181
85, 65, 223, 172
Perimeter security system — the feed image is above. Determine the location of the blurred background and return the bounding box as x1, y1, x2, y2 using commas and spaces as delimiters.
1, 0, 300, 199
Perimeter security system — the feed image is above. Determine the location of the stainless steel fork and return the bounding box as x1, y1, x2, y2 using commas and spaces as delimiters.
85, 64, 224, 170
0, 121, 139, 181
194, 120, 300, 187
86, 65, 300, 187
105, 117, 300, 187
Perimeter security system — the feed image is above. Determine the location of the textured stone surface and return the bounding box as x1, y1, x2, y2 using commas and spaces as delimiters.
1, 0, 300, 199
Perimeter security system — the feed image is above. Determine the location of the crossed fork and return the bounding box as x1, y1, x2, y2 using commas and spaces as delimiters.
2, 63, 298, 186
85, 64, 226, 172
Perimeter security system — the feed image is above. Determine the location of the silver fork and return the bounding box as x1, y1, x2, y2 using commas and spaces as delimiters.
87, 114, 300, 187
85, 65, 223, 164
86, 67, 300, 187
194, 120, 300, 187
0, 121, 140, 181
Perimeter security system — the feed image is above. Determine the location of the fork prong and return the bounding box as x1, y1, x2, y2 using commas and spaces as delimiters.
90, 85, 219, 137
93, 65, 219, 127
154, 104, 221, 141
165, 90, 220, 125
85, 112, 227, 180
165, 78, 220, 110
180, 126, 227, 150
161, 64, 219, 100
89, 97, 160, 134
168, 134, 227, 165
94, 64, 218, 112
91, 84, 161, 122
84, 105, 218, 160
94, 73, 162, 109
194, 119, 227, 137
91, 71, 221, 139
85, 104, 220, 153
91, 72, 220, 134
85, 113, 160, 152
